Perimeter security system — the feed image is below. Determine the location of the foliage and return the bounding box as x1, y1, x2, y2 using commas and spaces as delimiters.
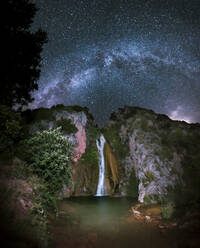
143, 195, 153, 205
27, 108, 56, 123
126, 169, 138, 198
1, 0, 47, 106
0, 105, 23, 152
56, 118, 78, 134
140, 117, 148, 132
102, 124, 129, 160
24, 127, 73, 211
82, 146, 99, 166
161, 129, 200, 205
181, 154, 200, 204
135, 134, 144, 144
0, 180, 48, 247
154, 147, 173, 161
143, 170, 155, 185
160, 129, 188, 153
88, 126, 101, 140
161, 201, 174, 219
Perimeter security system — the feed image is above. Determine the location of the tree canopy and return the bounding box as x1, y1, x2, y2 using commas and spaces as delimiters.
1, 0, 47, 107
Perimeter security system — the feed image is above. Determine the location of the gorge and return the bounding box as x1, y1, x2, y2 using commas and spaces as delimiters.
12, 104, 200, 202
1, 104, 200, 247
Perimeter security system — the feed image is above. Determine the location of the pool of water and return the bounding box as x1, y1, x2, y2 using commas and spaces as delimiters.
48, 197, 190, 248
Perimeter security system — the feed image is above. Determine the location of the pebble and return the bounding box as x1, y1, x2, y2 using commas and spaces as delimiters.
133, 210, 141, 215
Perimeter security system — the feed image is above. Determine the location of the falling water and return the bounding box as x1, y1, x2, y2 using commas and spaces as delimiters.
96, 134, 107, 196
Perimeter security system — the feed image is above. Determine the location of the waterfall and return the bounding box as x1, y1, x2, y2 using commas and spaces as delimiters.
96, 134, 107, 196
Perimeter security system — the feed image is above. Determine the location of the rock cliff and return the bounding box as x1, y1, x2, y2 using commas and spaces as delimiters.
103, 106, 200, 205
21, 104, 200, 205
22, 104, 100, 196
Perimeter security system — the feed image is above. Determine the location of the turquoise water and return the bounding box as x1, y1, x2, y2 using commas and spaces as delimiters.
49, 197, 186, 248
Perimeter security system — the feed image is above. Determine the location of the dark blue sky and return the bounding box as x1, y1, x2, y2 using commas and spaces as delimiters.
31, 0, 200, 126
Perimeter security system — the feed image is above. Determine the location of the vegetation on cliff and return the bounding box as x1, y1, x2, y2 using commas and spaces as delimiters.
1, 103, 200, 245
0, 105, 24, 153
0, 122, 74, 246
105, 106, 200, 214
23, 127, 73, 211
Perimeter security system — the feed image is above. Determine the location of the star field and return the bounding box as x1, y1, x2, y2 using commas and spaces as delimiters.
31, 0, 200, 126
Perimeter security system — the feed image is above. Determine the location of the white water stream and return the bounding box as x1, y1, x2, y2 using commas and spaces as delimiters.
96, 134, 107, 196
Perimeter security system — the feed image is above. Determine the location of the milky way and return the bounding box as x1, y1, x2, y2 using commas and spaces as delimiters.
31, 0, 200, 126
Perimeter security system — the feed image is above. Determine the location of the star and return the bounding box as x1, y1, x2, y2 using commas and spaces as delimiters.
31, 0, 200, 126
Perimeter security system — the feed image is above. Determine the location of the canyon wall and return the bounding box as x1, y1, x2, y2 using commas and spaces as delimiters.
103, 106, 200, 205
23, 104, 99, 196
22, 104, 200, 205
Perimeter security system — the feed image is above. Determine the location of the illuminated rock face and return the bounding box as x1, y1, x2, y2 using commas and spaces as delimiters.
24, 105, 99, 197
24, 105, 200, 203
102, 106, 191, 203
69, 112, 87, 162
104, 141, 119, 194
73, 126, 86, 162
25, 105, 89, 163
128, 131, 182, 203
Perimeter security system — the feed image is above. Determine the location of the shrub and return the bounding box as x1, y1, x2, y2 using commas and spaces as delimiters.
102, 124, 129, 160
88, 126, 101, 140
82, 146, 99, 166
161, 129, 187, 153
154, 147, 173, 161
143, 194, 152, 204
127, 169, 138, 198
144, 170, 155, 183
140, 117, 148, 132
56, 118, 78, 134
161, 202, 174, 219
0, 105, 23, 152
24, 127, 73, 211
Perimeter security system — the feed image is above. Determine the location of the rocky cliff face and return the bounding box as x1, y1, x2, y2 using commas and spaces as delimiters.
22, 104, 100, 196
103, 106, 200, 205
21, 104, 200, 205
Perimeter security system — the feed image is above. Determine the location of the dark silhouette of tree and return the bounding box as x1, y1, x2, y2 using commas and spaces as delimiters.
1, 0, 47, 107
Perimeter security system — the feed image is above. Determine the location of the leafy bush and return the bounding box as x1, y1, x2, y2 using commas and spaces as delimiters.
140, 117, 148, 132
127, 169, 138, 198
56, 118, 78, 134
144, 170, 155, 183
88, 126, 101, 140
154, 147, 173, 161
103, 124, 129, 160
161, 129, 188, 153
143, 194, 153, 204
0, 105, 23, 152
24, 127, 73, 211
82, 146, 99, 166
161, 201, 174, 219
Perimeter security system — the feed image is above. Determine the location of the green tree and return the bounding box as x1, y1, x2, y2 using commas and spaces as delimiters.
25, 127, 73, 195
0, 105, 23, 152
1, 0, 47, 106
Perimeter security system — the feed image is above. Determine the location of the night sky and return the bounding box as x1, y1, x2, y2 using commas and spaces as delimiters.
31, 0, 200, 126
